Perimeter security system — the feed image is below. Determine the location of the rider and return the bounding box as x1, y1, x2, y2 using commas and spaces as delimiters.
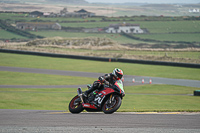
84, 68, 123, 97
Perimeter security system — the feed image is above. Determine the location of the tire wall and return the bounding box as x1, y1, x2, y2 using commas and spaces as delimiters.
1, 49, 200, 68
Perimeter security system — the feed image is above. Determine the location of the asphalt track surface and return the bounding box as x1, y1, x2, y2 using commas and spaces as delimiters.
0, 66, 200, 88
1, 66, 200, 132
0, 109, 200, 133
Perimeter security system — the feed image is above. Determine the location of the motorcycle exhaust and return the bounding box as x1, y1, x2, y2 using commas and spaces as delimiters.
77, 87, 84, 103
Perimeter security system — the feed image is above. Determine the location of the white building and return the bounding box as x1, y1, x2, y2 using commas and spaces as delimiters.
189, 9, 200, 13
105, 23, 144, 34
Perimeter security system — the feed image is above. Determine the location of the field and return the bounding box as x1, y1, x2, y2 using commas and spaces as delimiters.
0, 53, 200, 112
1, 12, 200, 44
1, 12, 200, 65
1, 53, 200, 80
134, 33, 200, 42
1, 85, 200, 112
0, 71, 95, 85
59, 21, 200, 34
1, 13, 200, 64
0, 29, 28, 39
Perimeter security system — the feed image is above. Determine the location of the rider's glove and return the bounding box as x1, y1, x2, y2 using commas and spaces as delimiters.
98, 76, 105, 82
104, 80, 110, 86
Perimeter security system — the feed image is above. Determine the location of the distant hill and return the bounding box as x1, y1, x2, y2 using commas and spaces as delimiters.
0, 0, 88, 4
182, 4, 200, 8
47, 0, 88, 4
141, 4, 177, 10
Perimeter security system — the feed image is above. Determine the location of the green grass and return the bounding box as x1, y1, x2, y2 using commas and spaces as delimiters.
125, 84, 196, 95
0, 53, 199, 112
134, 33, 200, 42
59, 20, 200, 33
138, 21, 200, 33
0, 71, 95, 85
0, 53, 200, 80
30, 20, 200, 43
0, 88, 75, 110
1, 12, 200, 44
0, 84, 199, 112
120, 94, 200, 112
60, 21, 112, 28
0, 29, 28, 39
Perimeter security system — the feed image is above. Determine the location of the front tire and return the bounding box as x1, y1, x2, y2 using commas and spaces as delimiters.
68, 95, 84, 114
102, 95, 122, 114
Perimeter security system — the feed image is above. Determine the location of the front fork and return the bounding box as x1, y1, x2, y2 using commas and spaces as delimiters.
109, 94, 114, 104
77, 87, 84, 103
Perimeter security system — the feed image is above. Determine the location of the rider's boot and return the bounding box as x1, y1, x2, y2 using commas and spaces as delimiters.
83, 86, 96, 97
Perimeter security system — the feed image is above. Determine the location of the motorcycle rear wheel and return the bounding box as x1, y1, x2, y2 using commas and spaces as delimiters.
68, 95, 84, 114
102, 95, 122, 114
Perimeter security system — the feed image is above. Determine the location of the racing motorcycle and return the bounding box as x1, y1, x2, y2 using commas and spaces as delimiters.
68, 80, 125, 114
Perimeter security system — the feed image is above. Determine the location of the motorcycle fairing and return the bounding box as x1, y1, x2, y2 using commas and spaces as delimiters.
100, 88, 115, 95
82, 103, 97, 109
112, 80, 125, 95
82, 88, 115, 110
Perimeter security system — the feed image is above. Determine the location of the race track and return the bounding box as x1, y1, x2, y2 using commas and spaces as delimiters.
0, 66, 200, 88
1, 66, 200, 132
0, 109, 200, 133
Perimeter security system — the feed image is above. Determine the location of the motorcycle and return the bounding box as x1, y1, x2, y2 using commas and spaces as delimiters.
68, 80, 125, 114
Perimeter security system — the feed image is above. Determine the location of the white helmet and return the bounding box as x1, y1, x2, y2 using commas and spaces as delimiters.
112, 68, 123, 79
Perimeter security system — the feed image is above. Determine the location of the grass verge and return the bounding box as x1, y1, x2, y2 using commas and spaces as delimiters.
0, 53, 200, 112
0, 84, 199, 112
0, 53, 200, 80
0, 71, 95, 85
120, 85, 200, 112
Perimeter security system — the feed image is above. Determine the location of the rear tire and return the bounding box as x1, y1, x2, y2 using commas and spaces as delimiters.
68, 95, 84, 114
102, 95, 122, 114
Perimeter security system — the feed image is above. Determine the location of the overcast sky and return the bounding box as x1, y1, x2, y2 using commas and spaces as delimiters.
86, 0, 200, 4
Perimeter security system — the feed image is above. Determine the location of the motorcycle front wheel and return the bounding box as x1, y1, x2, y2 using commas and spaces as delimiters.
102, 95, 122, 114
68, 95, 84, 114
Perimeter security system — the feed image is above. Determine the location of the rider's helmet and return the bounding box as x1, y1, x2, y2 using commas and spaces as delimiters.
112, 68, 123, 80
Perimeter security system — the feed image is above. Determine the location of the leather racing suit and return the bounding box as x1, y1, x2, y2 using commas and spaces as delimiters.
84, 73, 117, 97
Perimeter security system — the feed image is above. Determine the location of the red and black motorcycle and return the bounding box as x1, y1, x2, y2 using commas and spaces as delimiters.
68, 80, 125, 114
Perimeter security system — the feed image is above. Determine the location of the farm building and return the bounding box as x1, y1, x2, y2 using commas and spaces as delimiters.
44, 8, 96, 18
75, 9, 95, 17
29, 8, 95, 18
105, 23, 144, 34
29, 11, 43, 17
59, 8, 95, 18
189, 9, 200, 13
16, 22, 61, 31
